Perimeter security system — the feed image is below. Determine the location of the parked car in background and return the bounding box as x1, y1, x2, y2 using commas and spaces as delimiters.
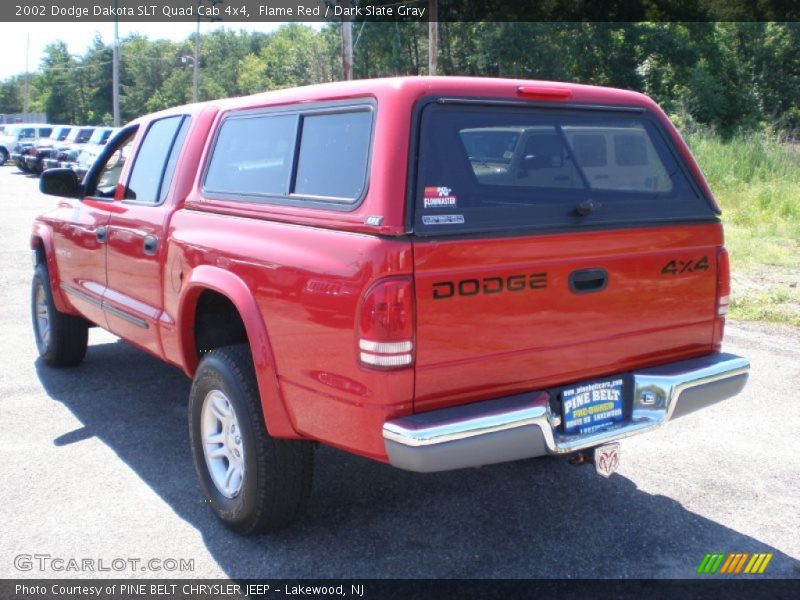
0, 124, 52, 166
63, 127, 119, 179
38, 127, 95, 173
14, 126, 73, 174
11, 141, 37, 173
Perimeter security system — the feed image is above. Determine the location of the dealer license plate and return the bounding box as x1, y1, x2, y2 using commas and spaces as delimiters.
561, 377, 625, 435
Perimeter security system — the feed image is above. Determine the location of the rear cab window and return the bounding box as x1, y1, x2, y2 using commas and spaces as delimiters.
203, 101, 374, 210
413, 101, 717, 236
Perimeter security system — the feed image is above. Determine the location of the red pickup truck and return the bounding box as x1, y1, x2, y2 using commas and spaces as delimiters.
31, 77, 749, 534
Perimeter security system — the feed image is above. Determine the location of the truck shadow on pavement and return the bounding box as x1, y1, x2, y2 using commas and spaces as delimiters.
35, 338, 799, 579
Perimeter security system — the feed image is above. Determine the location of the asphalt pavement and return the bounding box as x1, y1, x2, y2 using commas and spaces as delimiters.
1, 166, 798, 579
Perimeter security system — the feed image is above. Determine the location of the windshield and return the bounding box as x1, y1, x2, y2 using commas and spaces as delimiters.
44, 127, 68, 141
53, 127, 72, 141
65, 128, 94, 143
414, 103, 715, 236
89, 129, 111, 144
75, 128, 94, 143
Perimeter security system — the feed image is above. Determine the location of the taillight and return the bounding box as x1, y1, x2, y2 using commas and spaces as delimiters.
717, 247, 730, 316
357, 277, 414, 369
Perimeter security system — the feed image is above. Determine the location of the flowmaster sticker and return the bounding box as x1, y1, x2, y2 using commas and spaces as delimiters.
423, 186, 458, 208
422, 215, 465, 225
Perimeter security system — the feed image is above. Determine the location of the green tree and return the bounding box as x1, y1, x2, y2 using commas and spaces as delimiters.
237, 53, 267, 95
1, 21, 797, 133
0, 76, 25, 114
81, 35, 114, 124
36, 42, 79, 123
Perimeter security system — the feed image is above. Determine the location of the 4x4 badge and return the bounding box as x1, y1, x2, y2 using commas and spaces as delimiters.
661, 256, 709, 275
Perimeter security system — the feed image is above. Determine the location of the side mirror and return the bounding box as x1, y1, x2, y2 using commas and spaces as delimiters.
40, 168, 82, 199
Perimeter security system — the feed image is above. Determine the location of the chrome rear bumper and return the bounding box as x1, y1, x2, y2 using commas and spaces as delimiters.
383, 352, 749, 472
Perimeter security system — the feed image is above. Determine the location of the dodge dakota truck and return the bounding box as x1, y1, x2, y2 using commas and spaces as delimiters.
31, 77, 749, 534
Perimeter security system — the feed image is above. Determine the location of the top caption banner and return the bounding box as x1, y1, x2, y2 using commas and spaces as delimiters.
4, 0, 800, 23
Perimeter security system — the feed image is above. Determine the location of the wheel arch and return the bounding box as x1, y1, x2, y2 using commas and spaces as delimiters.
177, 265, 299, 439
30, 225, 71, 314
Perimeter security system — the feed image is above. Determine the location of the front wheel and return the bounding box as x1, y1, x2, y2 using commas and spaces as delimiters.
189, 345, 314, 534
0, 149, 8, 166
32, 263, 88, 367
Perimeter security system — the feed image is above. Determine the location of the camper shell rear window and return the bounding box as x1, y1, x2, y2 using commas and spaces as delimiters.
412, 101, 717, 236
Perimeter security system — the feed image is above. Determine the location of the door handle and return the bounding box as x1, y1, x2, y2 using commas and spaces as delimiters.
143, 235, 158, 256
569, 268, 608, 294
96, 226, 107, 244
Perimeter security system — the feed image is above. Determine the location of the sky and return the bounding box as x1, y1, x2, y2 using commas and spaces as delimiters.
0, 22, 296, 80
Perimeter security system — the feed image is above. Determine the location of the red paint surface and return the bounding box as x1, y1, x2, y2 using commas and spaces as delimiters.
31, 77, 728, 462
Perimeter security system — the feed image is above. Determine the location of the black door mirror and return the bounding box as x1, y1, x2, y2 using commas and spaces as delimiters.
40, 168, 82, 199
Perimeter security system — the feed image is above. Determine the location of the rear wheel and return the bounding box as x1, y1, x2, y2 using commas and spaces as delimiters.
189, 344, 314, 534
31, 262, 88, 367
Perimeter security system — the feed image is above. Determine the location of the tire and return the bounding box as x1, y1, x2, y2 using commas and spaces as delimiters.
189, 344, 314, 534
0, 148, 8, 166
16, 160, 31, 174
31, 262, 89, 367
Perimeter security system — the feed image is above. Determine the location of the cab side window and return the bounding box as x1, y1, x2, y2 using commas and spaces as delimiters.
125, 116, 190, 204
85, 129, 137, 198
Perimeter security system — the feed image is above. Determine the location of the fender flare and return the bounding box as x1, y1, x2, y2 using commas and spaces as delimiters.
30, 224, 72, 314
177, 265, 299, 439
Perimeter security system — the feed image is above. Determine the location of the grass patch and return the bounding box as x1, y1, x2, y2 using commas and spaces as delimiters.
686, 131, 800, 325
724, 226, 799, 269
687, 131, 800, 237
729, 288, 800, 326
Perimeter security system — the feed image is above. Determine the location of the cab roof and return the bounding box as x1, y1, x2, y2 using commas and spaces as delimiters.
136, 76, 658, 124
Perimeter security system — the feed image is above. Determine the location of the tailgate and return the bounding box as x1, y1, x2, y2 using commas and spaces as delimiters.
412, 225, 721, 412
410, 98, 722, 412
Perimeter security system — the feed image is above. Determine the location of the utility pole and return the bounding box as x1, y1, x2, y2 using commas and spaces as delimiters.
341, 3, 353, 81
428, 0, 438, 76
193, 15, 200, 102
191, 0, 224, 103
112, 0, 120, 126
